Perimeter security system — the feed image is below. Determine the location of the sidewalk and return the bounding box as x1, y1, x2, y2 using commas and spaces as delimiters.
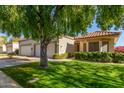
0, 71, 22, 88
13, 55, 74, 62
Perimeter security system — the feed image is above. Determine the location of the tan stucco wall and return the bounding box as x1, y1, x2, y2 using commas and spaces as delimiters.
2, 44, 6, 52
58, 37, 74, 54
109, 39, 114, 52
0, 44, 6, 53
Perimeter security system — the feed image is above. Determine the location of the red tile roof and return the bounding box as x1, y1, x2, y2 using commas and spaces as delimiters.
75, 31, 121, 39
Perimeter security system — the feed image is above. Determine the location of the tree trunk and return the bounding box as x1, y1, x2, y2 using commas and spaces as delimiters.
39, 41, 48, 69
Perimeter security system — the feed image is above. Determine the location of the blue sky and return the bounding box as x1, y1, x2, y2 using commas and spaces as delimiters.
0, 21, 123, 46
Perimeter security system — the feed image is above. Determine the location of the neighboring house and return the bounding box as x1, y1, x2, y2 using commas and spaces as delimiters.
75, 31, 121, 52
0, 46, 3, 53
6, 42, 19, 53
0, 44, 6, 53
2, 44, 6, 53
19, 36, 74, 58
114, 46, 124, 53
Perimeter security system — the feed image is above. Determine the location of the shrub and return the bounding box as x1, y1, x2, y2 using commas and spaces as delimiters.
68, 52, 74, 58
75, 52, 124, 63
15, 49, 19, 55
113, 53, 124, 63
7, 52, 15, 59
75, 52, 81, 59
53, 53, 68, 59
100, 52, 112, 62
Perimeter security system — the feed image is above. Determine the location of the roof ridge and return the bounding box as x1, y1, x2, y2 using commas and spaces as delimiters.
75, 31, 121, 39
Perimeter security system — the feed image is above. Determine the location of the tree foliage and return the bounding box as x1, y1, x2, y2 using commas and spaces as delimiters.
55, 6, 96, 36
0, 36, 7, 45
0, 6, 96, 40
96, 5, 124, 30
0, 6, 124, 38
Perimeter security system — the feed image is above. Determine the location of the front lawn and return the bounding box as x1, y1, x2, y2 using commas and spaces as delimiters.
1, 61, 124, 88
0, 53, 7, 56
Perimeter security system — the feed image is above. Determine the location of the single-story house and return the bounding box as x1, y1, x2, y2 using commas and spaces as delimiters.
75, 31, 121, 52
19, 36, 74, 58
6, 42, 19, 53
0, 44, 6, 53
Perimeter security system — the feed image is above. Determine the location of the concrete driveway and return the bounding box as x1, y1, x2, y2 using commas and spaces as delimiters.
0, 58, 36, 69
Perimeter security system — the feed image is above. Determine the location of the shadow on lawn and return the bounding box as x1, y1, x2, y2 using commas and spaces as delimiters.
1, 61, 124, 88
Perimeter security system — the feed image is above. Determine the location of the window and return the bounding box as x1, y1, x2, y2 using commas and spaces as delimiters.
89, 42, 99, 52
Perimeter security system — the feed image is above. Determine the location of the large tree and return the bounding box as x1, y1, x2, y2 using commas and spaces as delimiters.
0, 5, 124, 68
96, 5, 124, 30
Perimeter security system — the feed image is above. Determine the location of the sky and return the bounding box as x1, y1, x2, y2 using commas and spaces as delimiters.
0, 21, 123, 46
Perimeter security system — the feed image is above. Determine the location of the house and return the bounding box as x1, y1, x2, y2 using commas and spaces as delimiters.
19, 36, 74, 58
0, 44, 6, 53
114, 46, 124, 53
6, 42, 19, 53
75, 31, 121, 52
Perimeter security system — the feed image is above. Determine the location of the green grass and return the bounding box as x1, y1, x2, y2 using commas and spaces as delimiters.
1, 61, 124, 88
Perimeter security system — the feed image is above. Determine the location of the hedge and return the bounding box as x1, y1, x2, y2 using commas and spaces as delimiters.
75, 52, 124, 63
53, 52, 74, 59
53, 53, 68, 59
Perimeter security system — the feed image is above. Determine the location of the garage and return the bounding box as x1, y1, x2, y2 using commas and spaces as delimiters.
35, 43, 55, 58
20, 45, 32, 56
35, 44, 40, 57
7, 46, 12, 53
47, 43, 55, 58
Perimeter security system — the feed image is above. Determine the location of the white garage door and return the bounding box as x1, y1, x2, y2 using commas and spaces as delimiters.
35, 44, 40, 57
20, 45, 32, 56
35, 43, 55, 58
7, 46, 12, 53
47, 43, 55, 58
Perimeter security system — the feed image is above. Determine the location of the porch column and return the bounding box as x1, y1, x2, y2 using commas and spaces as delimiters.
99, 41, 102, 52
86, 42, 89, 52
80, 42, 83, 52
